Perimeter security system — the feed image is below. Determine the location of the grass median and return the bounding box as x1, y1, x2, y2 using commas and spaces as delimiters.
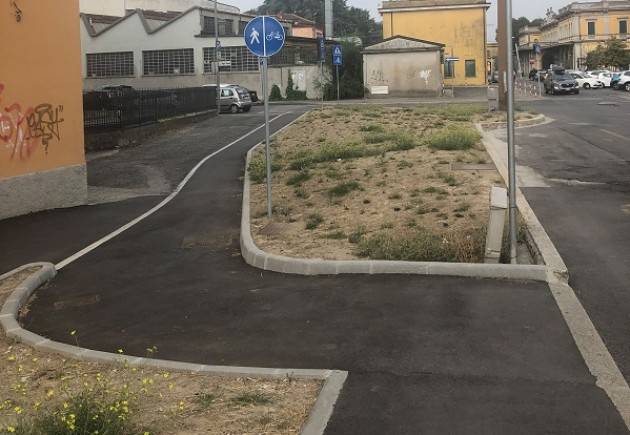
249, 103, 524, 263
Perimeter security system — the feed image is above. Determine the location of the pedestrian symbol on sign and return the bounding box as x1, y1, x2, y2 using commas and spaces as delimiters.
250, 27, 260, 45
334, 46, 342, 56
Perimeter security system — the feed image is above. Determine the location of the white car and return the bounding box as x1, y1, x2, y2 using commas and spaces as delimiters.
588, 72, 612, 87
570, 72, 603, 89
616, 70, 630, 91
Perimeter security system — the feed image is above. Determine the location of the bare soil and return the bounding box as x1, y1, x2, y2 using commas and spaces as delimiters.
0, 269, 320, 434
249, 104, 515, 262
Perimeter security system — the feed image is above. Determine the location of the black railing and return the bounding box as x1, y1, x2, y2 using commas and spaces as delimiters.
83, 87, 217, 130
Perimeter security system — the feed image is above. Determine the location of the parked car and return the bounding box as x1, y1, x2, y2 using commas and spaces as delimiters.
544, 68, 580, 95
615, 71, 630, 91
203, 84, 253, 113
589, 71, 613, 87
248, 90, 259, 102
569, 72, 603, 89
489, 71, 499, 84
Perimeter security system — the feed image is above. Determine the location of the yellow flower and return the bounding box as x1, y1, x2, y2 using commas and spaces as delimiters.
117, 349, 124, 354
32, 357, 38, 363
6, 355, 15, 362
7, 426, 16, 433
46, 389, 54, 398
63, 402, 69, 409
144, 432, 151, 435
14, 406, 22, 415
70, 330, 77, 336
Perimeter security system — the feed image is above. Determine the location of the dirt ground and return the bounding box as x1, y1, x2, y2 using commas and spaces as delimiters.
0, 269, 320, 434
249, 104, 524, 263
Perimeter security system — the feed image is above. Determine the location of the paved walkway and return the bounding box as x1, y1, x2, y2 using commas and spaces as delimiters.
1, 106, 627, 434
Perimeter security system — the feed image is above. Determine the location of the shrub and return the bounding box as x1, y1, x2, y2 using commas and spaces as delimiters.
269, 84, 283, 101
289, 143, 382, 170
328, 181, 361, 198
305, 213, 324, 230
428, 126, 481, 151
286, 73, 307, 101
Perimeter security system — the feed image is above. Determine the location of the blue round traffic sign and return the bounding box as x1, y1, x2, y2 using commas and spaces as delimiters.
244, 16, 285, 58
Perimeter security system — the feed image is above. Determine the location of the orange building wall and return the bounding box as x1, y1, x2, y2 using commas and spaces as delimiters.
0, 0, 85, 179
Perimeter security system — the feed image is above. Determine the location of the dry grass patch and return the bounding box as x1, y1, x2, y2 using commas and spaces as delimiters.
0, 270, 320, 435
250, 104, 509, 263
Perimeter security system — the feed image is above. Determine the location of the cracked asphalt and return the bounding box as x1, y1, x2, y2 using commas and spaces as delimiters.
1, 104, 627, 434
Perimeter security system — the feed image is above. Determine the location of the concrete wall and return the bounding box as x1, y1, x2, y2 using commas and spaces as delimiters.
382, 6, 487, 86
1, 0, 87, 219
363, 50, 442, 97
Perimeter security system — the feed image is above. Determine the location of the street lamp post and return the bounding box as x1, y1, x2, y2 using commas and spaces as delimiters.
214, 0, 221, 116
504, 0, 518, 264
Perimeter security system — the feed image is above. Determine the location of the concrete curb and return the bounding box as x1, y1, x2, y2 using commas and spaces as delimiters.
476, 124, 569, 282
240, 145, 549, 282
478, 113, 547, 130
0, 264, 347, 435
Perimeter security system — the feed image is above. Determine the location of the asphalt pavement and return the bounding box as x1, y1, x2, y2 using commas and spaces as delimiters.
1, 104, 627, 433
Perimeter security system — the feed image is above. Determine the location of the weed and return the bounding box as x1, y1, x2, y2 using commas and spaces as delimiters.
287, 171, 311, 186
388, 192, 402, 200
454, 204, 471, 213
442, 174, 459, 186
289, 143, 382, 170
231, 392, 273, 406
249, 158, 282, 184
423, 186, 448, 195
195, 392, 217, 408
407, 219, 417, 228
14, 392, 146, 435
326, 231, 347, 240
381, 222, 394, 229
359, 124, 385, 133
397, 160, 414, 169
363, 199, 371, 204
410, 189, 421, 197
328, 181, 362, 198
295, 186, 309, 198
348, 225, 367, 244
305, 213, 324, 230
429, 126, 481, 151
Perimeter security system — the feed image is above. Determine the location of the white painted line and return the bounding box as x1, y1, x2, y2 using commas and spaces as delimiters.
55, 113, 289, 270
600, 129, 629, 142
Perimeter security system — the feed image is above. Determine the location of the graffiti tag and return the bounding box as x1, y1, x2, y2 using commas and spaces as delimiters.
369, 69, 388, 85
0, 84, 65, 160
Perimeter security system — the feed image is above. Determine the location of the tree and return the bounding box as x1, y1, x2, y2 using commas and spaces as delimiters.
254, 0, 380, 44
586, 39, 630, 69
321, 41, 363, 100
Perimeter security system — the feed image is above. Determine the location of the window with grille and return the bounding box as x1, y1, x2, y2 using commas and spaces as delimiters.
203, 47, 259, 73
269, 46, 319, 66
86, 52, 134, 78
465, 60, 476, 78
444, 61, 455, 78
239, 21, 248, 35
203, 16, 236, 36
143, 49, 194, 75
588, 21, 596, 36
620, 20, 628, 35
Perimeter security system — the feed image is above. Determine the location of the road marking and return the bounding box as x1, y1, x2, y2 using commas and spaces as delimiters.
55, 113, 290, 270
600, 129, 629, 142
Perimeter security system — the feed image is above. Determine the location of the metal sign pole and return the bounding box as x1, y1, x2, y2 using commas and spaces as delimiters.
214, 0, 220, 116
336, 65, 340, 101
505, 0, 518, 264
262, 57, 272, 219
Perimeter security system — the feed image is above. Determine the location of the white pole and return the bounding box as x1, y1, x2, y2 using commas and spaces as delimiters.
262, 56, 272, 219
214, 0, 220, 116
506, 0, 518, 264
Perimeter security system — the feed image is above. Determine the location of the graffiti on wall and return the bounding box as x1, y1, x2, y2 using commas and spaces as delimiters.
0, 84, 65, 160
369, 69, 389, 85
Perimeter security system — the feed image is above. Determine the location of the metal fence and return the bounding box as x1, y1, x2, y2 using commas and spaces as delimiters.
83, 87, 217, 130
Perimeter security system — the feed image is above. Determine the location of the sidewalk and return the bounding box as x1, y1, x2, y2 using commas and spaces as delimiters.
4, 106, 628, 434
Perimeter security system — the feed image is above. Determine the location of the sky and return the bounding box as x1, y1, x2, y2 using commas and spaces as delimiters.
233, 0, 570, 39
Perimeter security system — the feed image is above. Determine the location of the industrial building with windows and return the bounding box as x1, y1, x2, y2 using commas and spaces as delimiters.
79, 0, 328, 99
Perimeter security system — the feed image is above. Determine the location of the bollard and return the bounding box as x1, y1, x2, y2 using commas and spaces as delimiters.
484, 186, 508, 264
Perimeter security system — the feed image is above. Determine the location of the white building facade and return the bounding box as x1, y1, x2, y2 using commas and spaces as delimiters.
80, 5, 327, 99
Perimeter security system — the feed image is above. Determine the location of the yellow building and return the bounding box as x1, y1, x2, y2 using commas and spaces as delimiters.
0, 0, 86, 219
379, 0, 490, 88
517, 26, 543, 76
539, 1, 630, 70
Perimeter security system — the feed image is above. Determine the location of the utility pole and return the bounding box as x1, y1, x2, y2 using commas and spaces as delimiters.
502, 0, 518, 264
324, 0, 333, 41
497, 0, 507, 110
214, 0, 221, 116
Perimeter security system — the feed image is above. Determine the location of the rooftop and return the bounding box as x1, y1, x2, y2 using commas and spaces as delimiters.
380, 0, 490, 10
